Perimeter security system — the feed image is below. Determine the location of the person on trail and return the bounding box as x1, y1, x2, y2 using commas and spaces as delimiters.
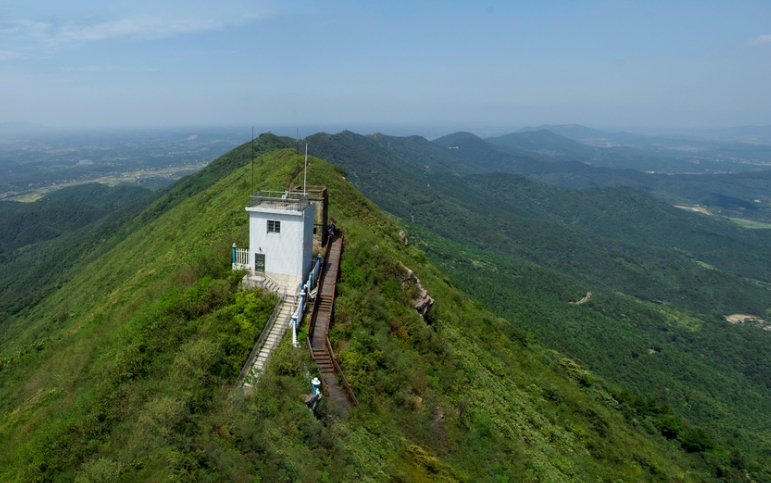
327, 223, 335, 240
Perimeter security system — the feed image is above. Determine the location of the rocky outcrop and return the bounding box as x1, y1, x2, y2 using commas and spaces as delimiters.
413, 286, 434, 318
396, 261, 434, 319
398, 229, 409, 246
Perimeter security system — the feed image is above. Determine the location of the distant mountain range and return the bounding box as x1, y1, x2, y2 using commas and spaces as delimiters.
515, 124, 646, 145
688, 125, 771, 145
513, 123, 771, 146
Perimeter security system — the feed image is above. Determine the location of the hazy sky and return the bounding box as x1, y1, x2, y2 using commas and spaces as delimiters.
1, 1, 769, 132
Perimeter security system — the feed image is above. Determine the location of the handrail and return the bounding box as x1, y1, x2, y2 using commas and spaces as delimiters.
248, 191, 309, 211
261, 272, 283, 293
307, 235, 334, 349
326, 336, 358, 406
232, 287, 285, 389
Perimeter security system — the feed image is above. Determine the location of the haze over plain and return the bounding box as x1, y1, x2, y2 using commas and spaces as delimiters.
0, 0, 770, 134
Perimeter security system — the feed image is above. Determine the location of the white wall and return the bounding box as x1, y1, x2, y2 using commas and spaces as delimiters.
302, 205, 314, 279
247, 204, 314, 281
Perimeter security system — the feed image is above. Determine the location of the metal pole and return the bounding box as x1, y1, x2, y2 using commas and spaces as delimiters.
304, 143, 308, 196
251, 127, 254, 194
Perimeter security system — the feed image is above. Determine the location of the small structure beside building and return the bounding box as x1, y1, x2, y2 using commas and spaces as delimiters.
293, 185, 328, 246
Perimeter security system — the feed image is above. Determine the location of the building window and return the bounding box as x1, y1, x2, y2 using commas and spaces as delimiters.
267, 220, 280, 234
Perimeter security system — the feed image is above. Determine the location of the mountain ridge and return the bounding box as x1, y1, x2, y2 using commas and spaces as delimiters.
306, 129, 771, 479
0, 139, 731, 481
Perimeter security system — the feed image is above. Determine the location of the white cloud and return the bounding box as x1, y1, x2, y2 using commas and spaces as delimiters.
0, 50, 23, 61
59, 65, 160, 73
60, 65, 117, 72
747, 34, 771, 46
5, 16, 222, 50
2, 7, 270, 52
57, 16, 222, 42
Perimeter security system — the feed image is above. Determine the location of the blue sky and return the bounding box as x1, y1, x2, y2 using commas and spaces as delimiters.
0, 1, 769, 132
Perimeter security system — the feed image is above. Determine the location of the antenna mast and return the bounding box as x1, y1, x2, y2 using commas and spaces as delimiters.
250, 127, 254, 194
304, 143, 308, 196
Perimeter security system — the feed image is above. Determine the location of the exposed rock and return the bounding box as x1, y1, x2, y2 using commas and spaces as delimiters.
433, 407, 444, 424
396, 261, 434, 319
569, 291, 592, 305
414, 287, 434, 318
398, 229, 409, 246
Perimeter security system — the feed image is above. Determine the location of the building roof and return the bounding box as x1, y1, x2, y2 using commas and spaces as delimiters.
246, 190, 310, 214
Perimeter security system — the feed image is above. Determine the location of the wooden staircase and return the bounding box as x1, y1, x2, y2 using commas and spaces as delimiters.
307, 232, 357, 409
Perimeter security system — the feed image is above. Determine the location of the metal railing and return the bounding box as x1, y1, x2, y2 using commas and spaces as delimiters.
326, 336, 359, 406
231, 245, 249, 271
248, 190, 309, 211
234, 248, 249, 265
307, 234, 334, 349
261, 272, 282, 292
232, 287, 286, 390
292, 255, 322, 345
305, 230, 358, 407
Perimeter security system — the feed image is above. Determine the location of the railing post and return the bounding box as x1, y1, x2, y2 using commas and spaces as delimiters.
232, 243, 237, 264
300, 283, 306, 314
292, 314, 298, 348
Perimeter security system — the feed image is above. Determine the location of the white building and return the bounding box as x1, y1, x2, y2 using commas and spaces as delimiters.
238, 190, 315, 292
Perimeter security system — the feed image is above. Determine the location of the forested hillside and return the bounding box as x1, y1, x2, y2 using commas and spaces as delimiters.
0, 137, 740, 481
0, 184, 154, 323
436, 131, 771, 222
307, 130, 771, 480
486, 129, 731, 173
0, 132, 289, 327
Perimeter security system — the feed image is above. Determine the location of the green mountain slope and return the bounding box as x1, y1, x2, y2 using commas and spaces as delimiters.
0, 184, 150, 254
0, 142, 728, 481
436, 131, 771, 222
486, 130, 712, 173
0, 133, 287, 327
309, 131, 771, 310
0, 185, 156, 324
307, 130, 771, 480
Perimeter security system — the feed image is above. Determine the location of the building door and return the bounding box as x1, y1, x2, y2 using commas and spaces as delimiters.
255, 254, 265, 273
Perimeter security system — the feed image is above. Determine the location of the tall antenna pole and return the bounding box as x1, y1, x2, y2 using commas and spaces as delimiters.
304, 143, 308, 196
250, 127, 254, 194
